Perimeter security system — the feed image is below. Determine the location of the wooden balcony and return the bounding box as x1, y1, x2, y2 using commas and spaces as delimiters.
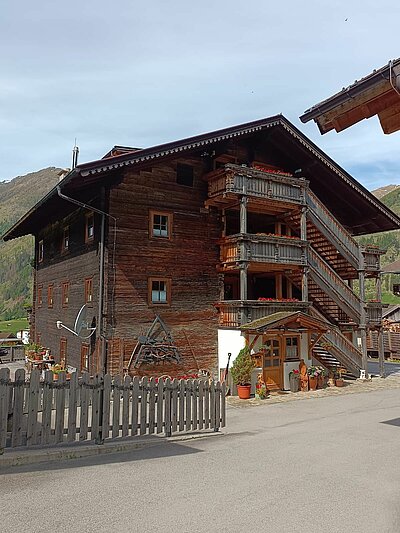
204, 164, 308, 211
219, 234, 307, 269
217, 300, 310, 328
362, 246, 386, 273
366, 302, 387, 324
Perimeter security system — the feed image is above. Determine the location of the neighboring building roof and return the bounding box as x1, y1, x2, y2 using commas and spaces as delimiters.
382, 305, 400, 319
3, 114, 400, 241
240, 311, 330, 333
300, 58, 400, 134
383, 259, 400, 273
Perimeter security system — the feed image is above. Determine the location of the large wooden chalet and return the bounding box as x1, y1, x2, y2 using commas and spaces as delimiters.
4, 115, 400, 388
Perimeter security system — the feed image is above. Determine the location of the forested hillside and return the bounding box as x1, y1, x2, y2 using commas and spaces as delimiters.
0, 168, 62, 319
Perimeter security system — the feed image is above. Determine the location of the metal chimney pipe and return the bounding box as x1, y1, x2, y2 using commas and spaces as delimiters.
72, 144, 79, 169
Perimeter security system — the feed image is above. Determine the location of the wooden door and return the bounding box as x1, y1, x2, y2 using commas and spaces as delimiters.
262, 336, 282, 390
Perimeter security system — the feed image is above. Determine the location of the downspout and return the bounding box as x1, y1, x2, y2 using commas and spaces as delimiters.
56, 185, 115, 374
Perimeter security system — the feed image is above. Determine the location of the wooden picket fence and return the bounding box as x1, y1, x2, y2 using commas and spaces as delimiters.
0, 368, 226, 451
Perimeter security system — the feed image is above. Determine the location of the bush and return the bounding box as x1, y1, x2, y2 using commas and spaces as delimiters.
230, 347, 255, 386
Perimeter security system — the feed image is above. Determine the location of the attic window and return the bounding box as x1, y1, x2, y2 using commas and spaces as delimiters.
38, 240, 44, 263
62, 226, 69, 252
85, 213, 94, 242
176, 164, 194, 187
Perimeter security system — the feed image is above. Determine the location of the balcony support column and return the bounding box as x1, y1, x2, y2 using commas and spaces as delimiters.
378, 327, 386, 378
240, 265, 248, 302
240, 196, 247, 234
376, 274, 382, 302
300, 207, 307, 241
302, 267, 309, 302
358, 269, 368, 375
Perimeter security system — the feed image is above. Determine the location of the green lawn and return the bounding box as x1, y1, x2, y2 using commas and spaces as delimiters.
0, 318, 29, 335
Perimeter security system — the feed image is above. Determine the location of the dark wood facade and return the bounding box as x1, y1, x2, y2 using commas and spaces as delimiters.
4, 115, 400, 378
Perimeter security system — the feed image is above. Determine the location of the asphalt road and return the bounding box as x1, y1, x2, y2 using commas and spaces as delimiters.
2, 387, 400, 533
368, 359, 400, 377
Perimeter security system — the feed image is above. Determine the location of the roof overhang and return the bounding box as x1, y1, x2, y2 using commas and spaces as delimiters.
3, 114, 400, 241
300, 58, 400, 134
241, 311, 330, 333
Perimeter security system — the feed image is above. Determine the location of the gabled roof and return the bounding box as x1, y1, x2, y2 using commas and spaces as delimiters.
3, 114, 400, 241
300, 58, 400, 134
382, 259, 400, 274
240, 311, 330, 333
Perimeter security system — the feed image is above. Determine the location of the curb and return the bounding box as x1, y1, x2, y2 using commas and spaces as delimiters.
0, 431, 223, 469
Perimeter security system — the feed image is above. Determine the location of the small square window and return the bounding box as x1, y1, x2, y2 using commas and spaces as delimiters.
85, 277, 93, 304
47, 284, 54, 308
149, 278, 170, 305
176, 163, 194, 187
81, 343, 89, 372
62, 226, 69, 251
285, 337, 299, 360
150, 210, 172, 239
62, 281, 69, 307
85, 213, 94, 242
38, 240, 44, 263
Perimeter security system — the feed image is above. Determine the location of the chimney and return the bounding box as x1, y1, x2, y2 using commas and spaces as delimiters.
72, 143, 79, 169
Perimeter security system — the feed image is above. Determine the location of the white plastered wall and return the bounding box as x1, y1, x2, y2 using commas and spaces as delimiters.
218, 329, 246, 371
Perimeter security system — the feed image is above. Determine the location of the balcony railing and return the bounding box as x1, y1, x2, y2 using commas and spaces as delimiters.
366, 302, 387, 324
362, 246, 385, 272
205, 164, 308, 206
216, 300, 310, 328
220, 234, 307, 267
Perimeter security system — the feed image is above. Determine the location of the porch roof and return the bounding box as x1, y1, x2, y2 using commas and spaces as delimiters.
240, 311, 330, 333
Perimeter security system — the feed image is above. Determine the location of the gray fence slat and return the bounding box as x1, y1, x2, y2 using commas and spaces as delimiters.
79, 373, 89, 441
112, 375, 121, 439
131, 376, 140, 436
0, 367, 10, 451
204, 381, 210, 429
156, 379, 164, 434
140, 377, 148, 435
164, 378, 171, 437
148, 378, 156, 434
55, 372, 66, 443
11, 368, 25, 448
102, 373, 112, 440
221, 382, 226, 427
192, 379, 198, 431
41, 371, 54, 445
178, 380, 185, 432
171, 379, 178, 433
185, 380, 192, 431
122, 375, 131, 437
198, 380, 204, 431
67, 372, 78, 442
91, 375, 101, 442
26, 369, 40, 447
210, 381, 216, 430
215, 381, 221, 431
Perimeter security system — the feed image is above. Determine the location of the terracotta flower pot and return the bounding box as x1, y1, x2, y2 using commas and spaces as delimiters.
237, 385, 251, 399
335, 378, 344, 387
317, 376, 325, 389
309, 376, 318, 391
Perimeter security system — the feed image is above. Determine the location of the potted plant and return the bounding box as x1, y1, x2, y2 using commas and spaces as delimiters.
231, 347, 255, 399
289, 369, 300, 392
335, 368, 345, 387
307, 366, 319, 391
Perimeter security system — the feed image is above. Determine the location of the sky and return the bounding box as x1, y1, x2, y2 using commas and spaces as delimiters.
1, 0, 399, 191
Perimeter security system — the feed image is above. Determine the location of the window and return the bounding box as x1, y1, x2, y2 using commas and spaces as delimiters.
36, 333, 41, 345
62, 281, 69, 307
285, 337, 299, 360
150, 210, 172, 239
38, 240, 44, 263
85, 277, 93, 304
60, 337, 67, 364
85, 212, 94, 242
81, 343, 89, 372
37, 285, 43, 307
47, 284, 54, 308
149, 278, 171, 305
62, 226, 69, 252
176, 163, 194, 187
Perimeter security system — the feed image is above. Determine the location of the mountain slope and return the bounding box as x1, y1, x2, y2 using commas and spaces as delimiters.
0, 168, 62, 319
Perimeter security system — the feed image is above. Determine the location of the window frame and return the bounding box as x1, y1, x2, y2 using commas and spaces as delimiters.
62, 226, 70, 252
148, 277, 171, 306
37, 285, 43, 308
149, 210, 173, 240
38, 240, 44, 263
47, 283, 54, 308
80, 343, 89, 372
60, 337, 67, 365
85, 277, 93, 304
284, 335, 301, 361
85, 212, 94, 243
62, 281, 70, 307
